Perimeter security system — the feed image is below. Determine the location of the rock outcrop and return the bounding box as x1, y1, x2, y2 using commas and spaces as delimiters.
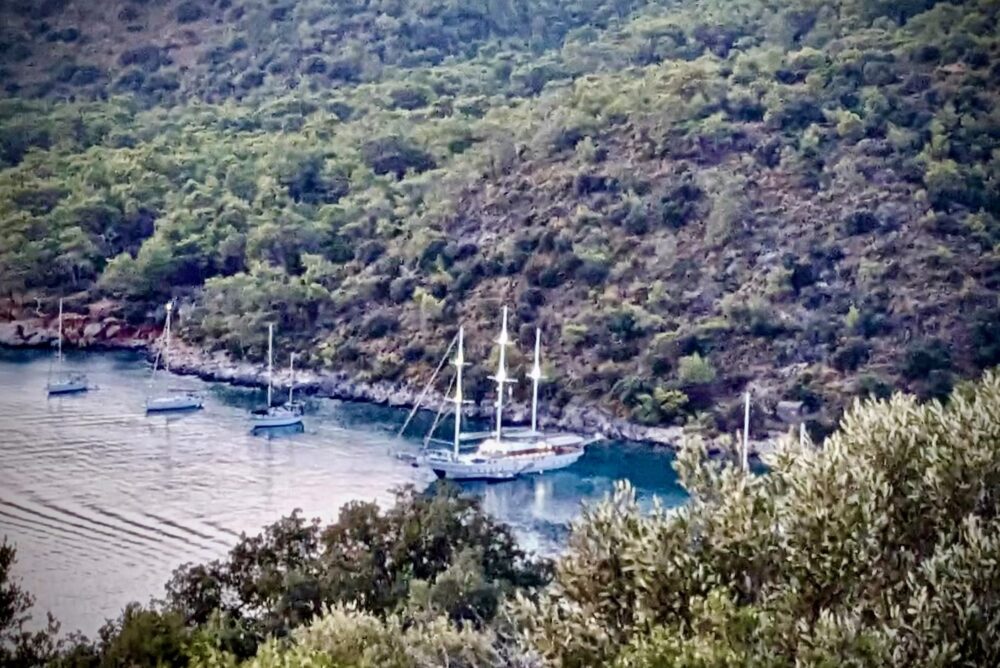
0, 316, 154, 350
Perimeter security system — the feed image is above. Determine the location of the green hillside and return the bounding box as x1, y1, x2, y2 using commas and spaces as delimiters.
1, 0, 999, 434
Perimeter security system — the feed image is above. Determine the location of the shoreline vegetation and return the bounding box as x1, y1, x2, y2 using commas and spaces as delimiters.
0, 303, 784, 454
3, 369, 1000, 666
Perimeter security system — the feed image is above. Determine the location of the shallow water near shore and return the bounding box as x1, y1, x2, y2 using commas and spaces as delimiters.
0, 348, 687, 636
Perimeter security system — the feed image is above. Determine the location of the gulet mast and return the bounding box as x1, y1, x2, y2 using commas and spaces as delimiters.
527, 328, 545, 433
452, 326, 465, 457
490, 306, 514, 440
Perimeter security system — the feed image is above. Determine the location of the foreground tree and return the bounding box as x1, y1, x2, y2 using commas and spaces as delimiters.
165, 483, 550, 657
0, 540, 58, 667
189, 605, 529, 668
516, 370, 1000, 667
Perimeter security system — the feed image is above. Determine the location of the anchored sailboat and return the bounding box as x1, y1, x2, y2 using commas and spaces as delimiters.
46, 298, 88, 396
421, 306, 598, 481
251, 323, 303, 429
146, 301, 203, 413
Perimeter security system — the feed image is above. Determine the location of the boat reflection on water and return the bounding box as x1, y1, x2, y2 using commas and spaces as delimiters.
251, 422, 306, 439
159, 405, 205, 423
421, 440, 688, 554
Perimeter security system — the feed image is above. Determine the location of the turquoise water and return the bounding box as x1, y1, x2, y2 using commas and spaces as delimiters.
0, 348, 687, 636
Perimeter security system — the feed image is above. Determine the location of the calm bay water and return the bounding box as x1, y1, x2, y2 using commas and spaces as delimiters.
0, 348, 686, 636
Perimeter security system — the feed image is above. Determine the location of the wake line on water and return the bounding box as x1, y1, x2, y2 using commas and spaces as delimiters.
2, 432, 242, 467
0, 504, 168, 563
0, 517, 167, 570
0, 514, 119, 556
1, 439, 125, 461
139, 511, 235, 547
3, 497, 202, 560
84, 503, 228, 552
199, 519, 243, 539
26, 410, 149, 426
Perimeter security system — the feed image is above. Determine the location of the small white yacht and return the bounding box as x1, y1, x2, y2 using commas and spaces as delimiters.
146, 301, 203, 413
419, 307, 596, 481
47, 298, 88, 396
252, 324, 303, 429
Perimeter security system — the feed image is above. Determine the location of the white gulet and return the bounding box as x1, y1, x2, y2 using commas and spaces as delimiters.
421, 306, 598, 481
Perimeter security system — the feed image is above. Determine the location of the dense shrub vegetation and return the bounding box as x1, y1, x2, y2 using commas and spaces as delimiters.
0, 0, 998, 432
4, 370, 1000, 666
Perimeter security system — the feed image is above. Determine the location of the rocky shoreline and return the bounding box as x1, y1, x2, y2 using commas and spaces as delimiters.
0, 311, 782, 455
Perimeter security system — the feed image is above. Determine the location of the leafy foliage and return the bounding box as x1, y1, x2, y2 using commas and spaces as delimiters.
190, 605, 520, 668
516, 368, 1000, 666
164, 484, 549, 655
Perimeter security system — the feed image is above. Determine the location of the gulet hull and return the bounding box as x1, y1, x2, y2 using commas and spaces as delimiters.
429, 448, 585, 481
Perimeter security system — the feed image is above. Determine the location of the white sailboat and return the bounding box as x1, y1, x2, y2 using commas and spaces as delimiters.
251, 324, 303, 429
423, 306, 597, 481
145, 301, 203, 413
46, 298, 88, 396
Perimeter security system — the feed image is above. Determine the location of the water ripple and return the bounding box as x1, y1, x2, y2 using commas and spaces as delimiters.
0, 349, 684, 638
0, 502, 165, 563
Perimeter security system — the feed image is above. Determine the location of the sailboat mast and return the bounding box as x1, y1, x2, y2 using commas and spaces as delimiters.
266, 323, 274, 408
288, 353, 296, 405
57, 298, 63, 365
528, 328, 544, 433
452, 326, 464, 457
492, 306, 510, 440
163, 301, 172, 372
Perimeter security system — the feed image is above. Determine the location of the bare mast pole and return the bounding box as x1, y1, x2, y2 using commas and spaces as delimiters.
452, 326, 465, 457
266, 323, 274, 408
491, 306, 512, 440
528, 328, 545, 433
57, 298, 64, 366
288, 353, 296, 405
164, 301, 172, 372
